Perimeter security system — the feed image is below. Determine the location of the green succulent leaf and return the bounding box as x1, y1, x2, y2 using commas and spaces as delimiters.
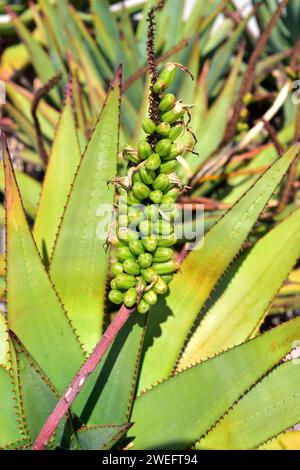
180, 206, 300, 367
139, 143, 300, 391
197, 359, 300, 450
75, 423, 131, 450
129, 316, 300, 450
49, 67, 121, 353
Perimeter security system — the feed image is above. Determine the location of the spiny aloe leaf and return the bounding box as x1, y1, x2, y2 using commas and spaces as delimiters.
49, 67, 121, 353
0, 165, 41, 220
129, 316, 300, 450
180, 206, 300, 367
0, 311, 9, 369
91, 0, 119, 65
10, 337, 67, 447
3, 133, 86, 392
33, 80, 81, 259
139, 143, 300, 391
259, 431, 300, 450
73, 312, 147, 426
75, 423, 131, 450
8, 9, 60, 105
197, 360, 300, 450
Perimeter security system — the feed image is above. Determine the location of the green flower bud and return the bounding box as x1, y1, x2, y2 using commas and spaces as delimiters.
153, 173, 170, 192
153, 276, 168, 294
143, 289, 157, 306
141, 118, 156, 135
161, 102, 186, 124
145, 153, 161, 171
156, 122, 171, 137
142, 236, 158, 252
115, 273, 137, 290
118, 214, 129, 228
149, 190, 163, 204
141, 267, 157, 283
157, 233, 177, 247
139, 219, 152, 237
138, 139, 152, 159
132, 182, 151, 200
144, 204, 159, 221
124, 287, 138, 308
158, 93, 176, 112
128, 207, 144, 226
118, 227, 139, 243
155, 139, 172, 157
129, 239, 145, 256
162, 143, 185, 161
138, 252, 153, 269
117, 246, 135, 261
153, 78, 167, 94
160, 160, 178, 174
161, 196, 176, 205
112, 262, 124, 276
161, 274, 173, 284
137, 299, 151, 314
164, 187, 180, 200
132, 172, 142, 184
139, 166, 155, 185
153, 247, 173, 262
153, 219, 173, 236
152, 260, 177, 275
110, 278, 117, 290
108, 289, 124, 304
127, 191, 142, 205
169, 124, 184, 140
122, 146, 140, 164
159, 63, 176, 87
123, 259, 141, 276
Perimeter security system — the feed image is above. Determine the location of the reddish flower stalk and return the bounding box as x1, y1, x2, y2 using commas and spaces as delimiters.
32, 305, 134, 450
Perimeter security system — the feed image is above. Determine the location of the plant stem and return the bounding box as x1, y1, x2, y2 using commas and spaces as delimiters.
32, 305, 134, 450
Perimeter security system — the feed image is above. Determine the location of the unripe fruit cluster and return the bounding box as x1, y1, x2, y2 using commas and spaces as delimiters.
109, 63, 192, 313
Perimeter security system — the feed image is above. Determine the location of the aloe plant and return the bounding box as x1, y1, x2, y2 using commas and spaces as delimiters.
1, 0, 300, 451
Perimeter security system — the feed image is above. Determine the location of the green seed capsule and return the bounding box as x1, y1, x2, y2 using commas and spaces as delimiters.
153, 78, 167, 94
152, 260, 176, 275
132, 172, 142, 184
112, 262, 123, 276
127, 191, 142, 205
108, 289, 124, 304
161, 274, 173, 284
141, 118, 156, 135
123, 259, 140, 276
157, 233, 177, 247
169, 124, 184, 140
118, 227, 139, 242
138, 140, 152, 159
153, 276, 168, 294
144, 204, 159, 221
146, 153, 161, 171
132, 182, 151, 200
138, 252, 153, 269
139, 166, 155, 185
162, 143, 185, 161
154, 219, 173, 236
141, 267, 157, 283
159, 63, 176, 87
155, 139, 172, 157
128, 207, 144, 226
153, 173, 170, 192
143, 289, 157, 306
115, 273, 137, 290
156, 122, 171, 137
110, 278, 117, 290
129, 239, 145, 256
149, 190, 163, 204
124, 287, 138, 308
137, 299, 151, 314
158, 93, 176, 112
160, 160, 178, 174
164, 187, 180, 200
153, 247, 173, 262
139, 219, 152, 237
142, 236, 158, 252
161, 103, 185, 124
117, 246, 135, 261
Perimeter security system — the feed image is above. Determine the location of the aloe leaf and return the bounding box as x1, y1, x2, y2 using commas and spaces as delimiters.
33, 82, 81, 259
3, 134, 85, 392
0, 312, 9, 369
139, 143, 300, 391
197, 360, 300, 450
180, 206, 300, 367
259, 431, 300, 450
9, 11, 60, 105
49, 68, 121, 353
90, 0, 119, 65
129, 317, 300, 450
75, 423, 131, 450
